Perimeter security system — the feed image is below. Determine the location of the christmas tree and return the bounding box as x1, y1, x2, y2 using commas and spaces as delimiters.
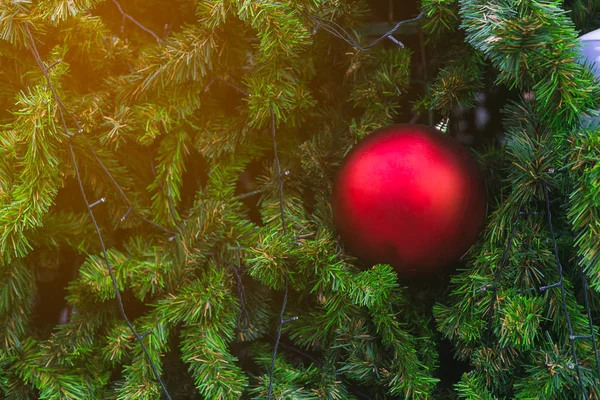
2, 0, 600, 398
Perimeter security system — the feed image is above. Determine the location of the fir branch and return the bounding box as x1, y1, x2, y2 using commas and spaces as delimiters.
0, 260, 35, 355
78, 248, 128, 302
245, 73, 317, 131
497, 296, 545, 350
35, 0, 101, 24
195, 0, 233, 29
122, 237, 171, 302
194, 105, 256, 159
454, 372, 501, 400
471, 345, 519, 393
346, 264, 399, 309
420, 48, 485, 115
180, 323, 248, 399
237, 0, 312, 63
228, 247, 251, 332
148, 129, 189, 229
347, 47, 412, 120
539, 180, 590, 398
117, 25, 219, 100
246, 228, 293, 290
85, 143, 176, 235
568, 0, 600, 34
458, 0, 600, 128
485, 210, 521, 346
29, 211, 97, 253
363, 268, 438, 397
119, 314, 171, 400
0, 86, 64, 262
286, 292, 358, 350
250, 342, 323, 399
512, 332, 592, 399
102, 322, 133, 366
60, 13, 112, 61
421, 0, 460, 39
12, 337, 108, 399
156, 265, 238, 325
0, 0, 36, 47
568, 129, 600, 291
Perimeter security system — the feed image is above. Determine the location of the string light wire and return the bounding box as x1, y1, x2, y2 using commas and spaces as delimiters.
302, 9, 425, 50
266, 104, 298, 399
111, 0, 162, 43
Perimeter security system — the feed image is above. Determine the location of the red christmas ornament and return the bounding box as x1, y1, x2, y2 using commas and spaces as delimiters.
332, 124, 487, 273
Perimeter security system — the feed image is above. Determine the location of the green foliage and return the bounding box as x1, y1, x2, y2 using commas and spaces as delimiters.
422, 0, 461, 40
0, 85, 64, 262
454, 372, 500, 400
0, 260, 36, 355
180, 322, 248, 399
568, 127, 600, 292
428, 1, 600, 393
496, 295, 545, 350
347, 47, 412, 121
148, 128, 189, 227
36, 0, 102, 24
458, 0, 600, 128
3, 0, 600, 398
512, 333, 597, 399
418, 46, 485, 115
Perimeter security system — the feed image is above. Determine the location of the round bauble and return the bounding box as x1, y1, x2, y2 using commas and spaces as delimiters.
332, 124, 487, 274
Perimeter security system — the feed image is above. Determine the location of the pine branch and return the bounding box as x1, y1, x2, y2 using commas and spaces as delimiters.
12, 337, 109, 399
116, 25, 219, 101
421, 0, 460, 39
419, 46, 485, 115
156, 265, 238, 325
29, 211, 97, 253
0, 0, 37, 47
455, 372, 501, 400
237, 0, 312, 63
118, 314, 171, 400
35, 0, 102, 24
148, 129, 189, 228
0, 260, 35, 355
0, 86, 64, 262
458, 0, 600, 128
568, 129, 600, 292
347, 47, 412, 121
180, 323, 248, 399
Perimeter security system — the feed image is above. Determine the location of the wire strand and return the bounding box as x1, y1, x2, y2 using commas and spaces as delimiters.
111, 0, 162, 43
266, 104, 296, 399
227, 245, 251, 333
303, 9, 425, 51
541, 181, 588, 399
